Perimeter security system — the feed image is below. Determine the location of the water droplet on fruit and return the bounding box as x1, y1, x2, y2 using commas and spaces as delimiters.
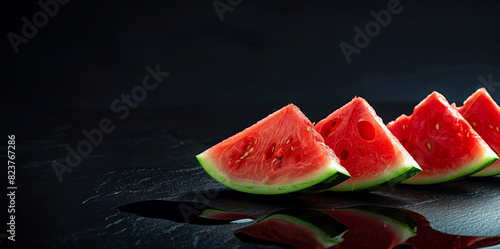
340, 150, 349, 160
357, 121, 375, 141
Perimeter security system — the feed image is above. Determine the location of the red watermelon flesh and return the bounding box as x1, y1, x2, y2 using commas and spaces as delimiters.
387, 92, 498, 184
454, 88, 500, 176
315, 97, 421, 191
196, 104, 350, 195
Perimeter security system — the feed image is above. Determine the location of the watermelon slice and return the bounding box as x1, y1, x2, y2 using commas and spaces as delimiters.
196, 104, 350, 195
314, 97, 422, 191
387, 91, 498, 184
454, 88, 500, 177
235, 209, 347, 249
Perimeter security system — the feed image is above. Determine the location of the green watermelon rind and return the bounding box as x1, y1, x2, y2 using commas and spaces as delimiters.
196, 152, 350, 195
458, 88, 500, 177
471, 161, 500, 177
402, 146, 498, 185
328, 163, 421, 192
469, 128, 500, 178
329, 165, 422, 192
256, 213, 347, 247
390, 92, 499, 185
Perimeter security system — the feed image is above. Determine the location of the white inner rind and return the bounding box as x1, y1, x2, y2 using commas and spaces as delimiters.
196, 151, 348, 195
403, 141, 498, 184
329, 162, 419, 191
471, 159, 500, 177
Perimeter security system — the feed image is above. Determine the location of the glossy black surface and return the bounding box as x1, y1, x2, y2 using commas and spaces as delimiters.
5, 104, 500, 248
236, 206, 500, 249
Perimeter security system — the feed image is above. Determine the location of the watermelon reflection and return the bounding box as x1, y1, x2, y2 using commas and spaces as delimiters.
235, 206, 500, 249
324, 206, 418, 249
235, 209, 348, 249
118, 200, 256, 225
400, 208, 500, 249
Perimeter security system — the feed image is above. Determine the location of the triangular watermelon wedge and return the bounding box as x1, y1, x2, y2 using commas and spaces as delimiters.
315, 97, 422, 191
454, 88, 500, 177
387, 91, 498, 184
196, 104, 350, 195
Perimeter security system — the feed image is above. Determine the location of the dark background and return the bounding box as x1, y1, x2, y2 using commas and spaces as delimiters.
2, 0, 500, 118
2, 1, 500, 248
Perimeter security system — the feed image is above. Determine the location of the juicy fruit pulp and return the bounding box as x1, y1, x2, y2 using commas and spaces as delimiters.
196, 104, 350, 195
455, 88, 500, 176
315, 97, 421, 191
387, 92, 498, 184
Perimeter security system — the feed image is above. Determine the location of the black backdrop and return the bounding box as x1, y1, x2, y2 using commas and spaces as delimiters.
2, 0, 500, 116
2, 1, 500, 248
